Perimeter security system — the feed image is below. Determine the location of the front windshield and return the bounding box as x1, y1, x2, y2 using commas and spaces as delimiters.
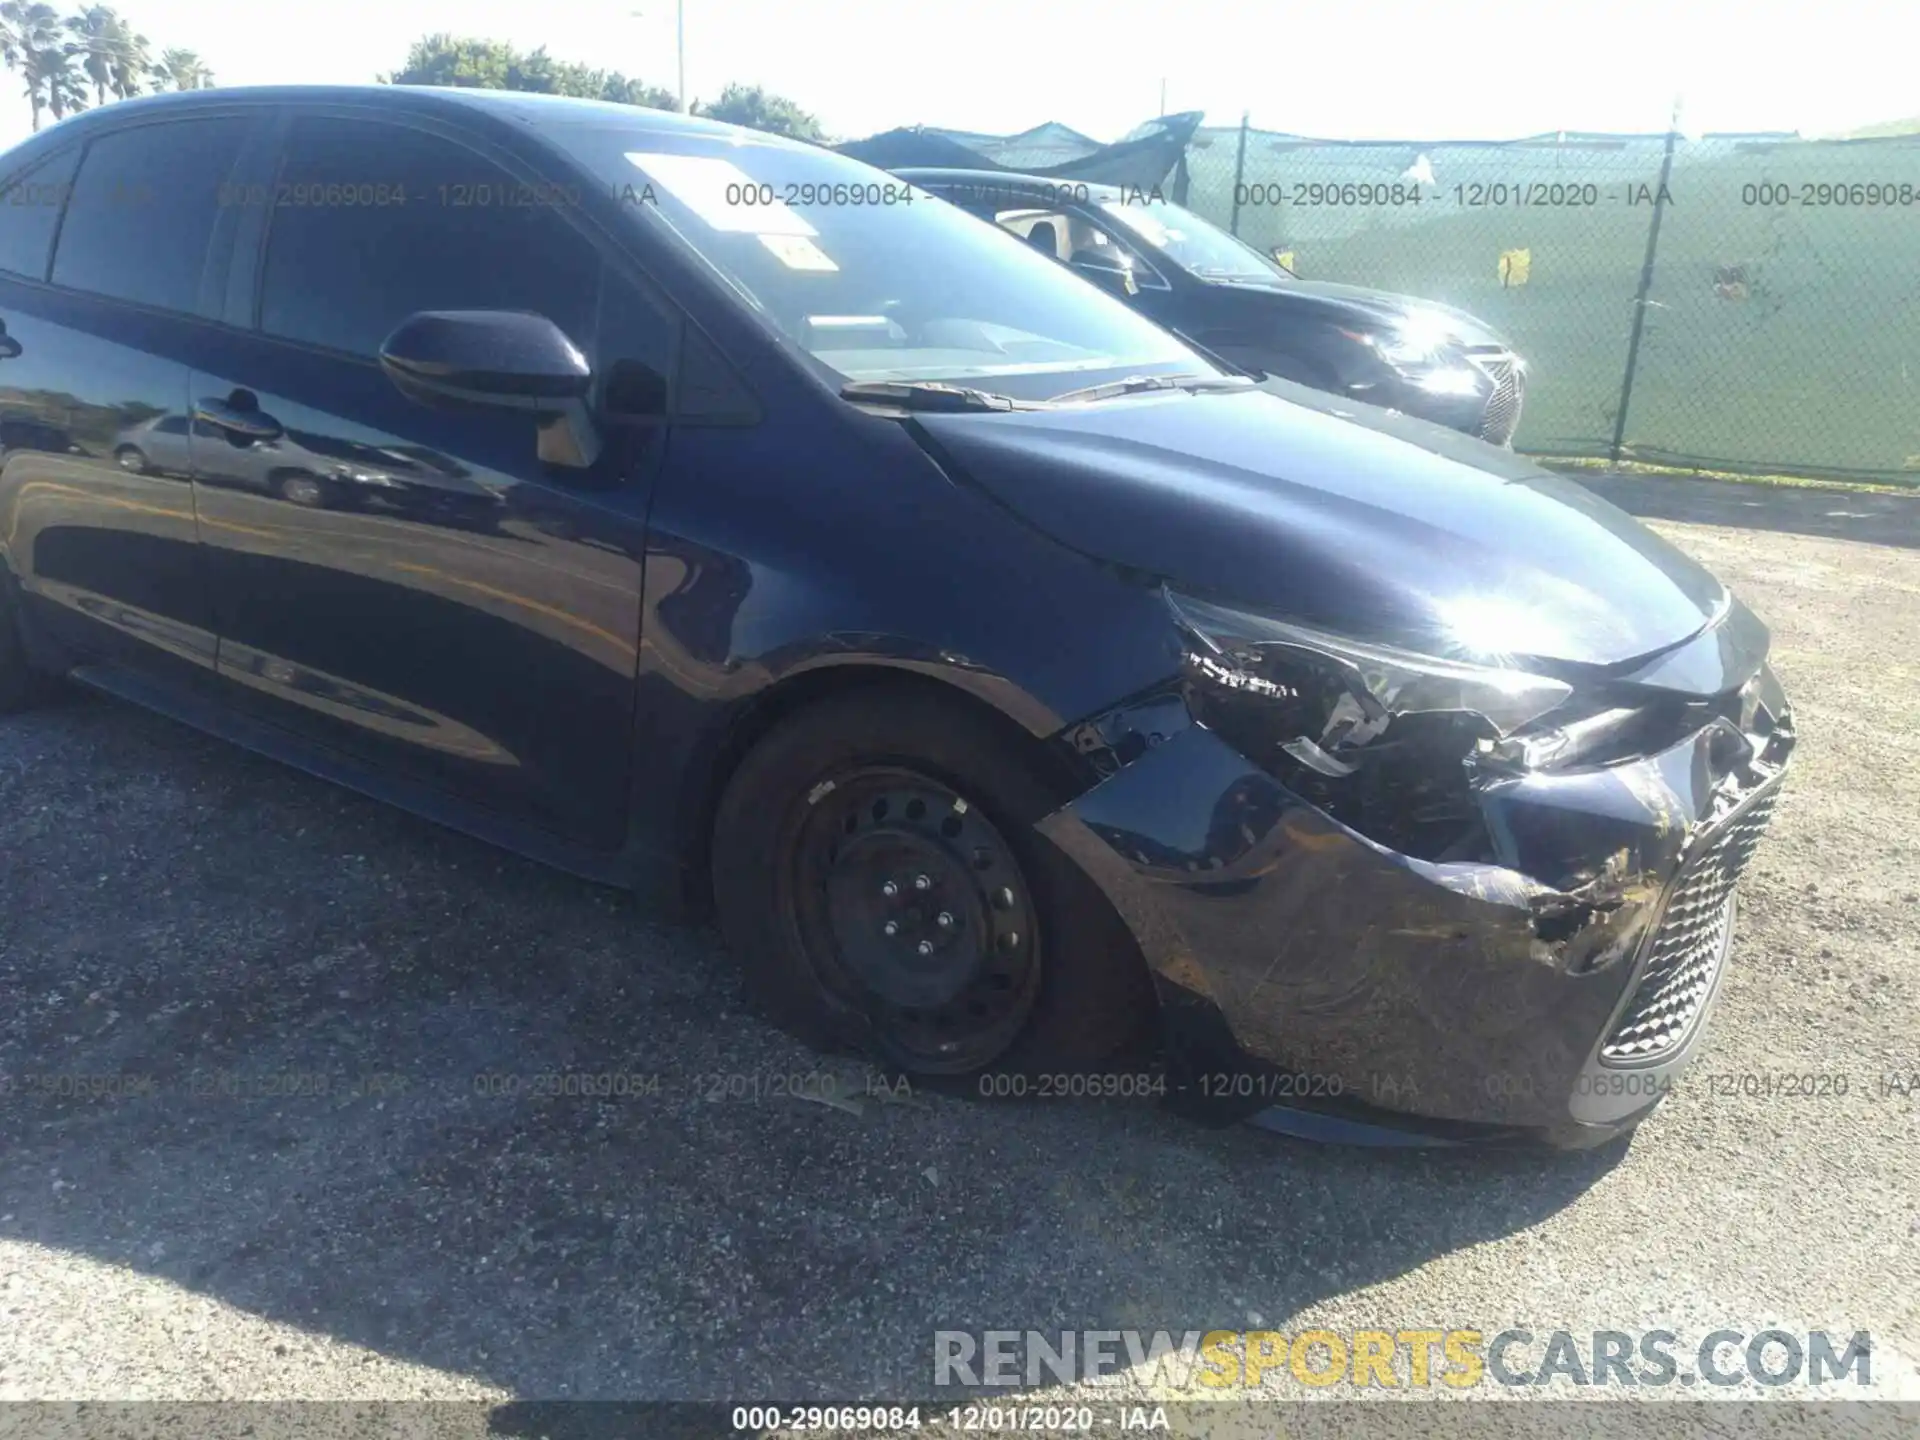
1099, 198, 1293, 285
548, 124, 1212, 402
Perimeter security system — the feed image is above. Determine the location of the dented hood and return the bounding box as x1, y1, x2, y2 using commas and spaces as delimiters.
913, 385, 1731, 673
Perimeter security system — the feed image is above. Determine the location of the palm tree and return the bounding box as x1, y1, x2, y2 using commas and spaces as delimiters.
107, 21, 148, 98
0, 0, 64, 130
66, 5, 147, 104
40, 41, 85, 120
150, 46, 211, 91
0, 0, 54, 72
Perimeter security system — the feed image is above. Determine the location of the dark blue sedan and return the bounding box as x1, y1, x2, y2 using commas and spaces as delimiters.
0, 87, 1792, 1147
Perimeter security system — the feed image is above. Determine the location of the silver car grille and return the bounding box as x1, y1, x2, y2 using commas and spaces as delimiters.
1599, 778, 1782, 1063
1467, 352, 1526, 446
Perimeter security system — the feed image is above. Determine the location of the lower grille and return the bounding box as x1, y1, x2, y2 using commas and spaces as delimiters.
1600, 782, 1781, 1063
1470, 354, 1526, 445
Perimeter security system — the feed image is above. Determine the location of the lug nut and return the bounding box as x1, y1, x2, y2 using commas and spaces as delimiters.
936, 911, 954, 930
913, 873, 932, 892
882, 920, 899, 937
881, 880, 899, 898
917, 940, 934, 956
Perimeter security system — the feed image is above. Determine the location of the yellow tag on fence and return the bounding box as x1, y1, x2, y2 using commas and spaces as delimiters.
1499, 248, 1532, 287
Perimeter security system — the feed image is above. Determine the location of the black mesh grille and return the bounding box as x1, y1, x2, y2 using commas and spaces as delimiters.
1600, 782, 1781, 1062
1473, 356, 1527, 445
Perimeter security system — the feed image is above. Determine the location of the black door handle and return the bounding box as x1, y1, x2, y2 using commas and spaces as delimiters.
193, 393, 284, 442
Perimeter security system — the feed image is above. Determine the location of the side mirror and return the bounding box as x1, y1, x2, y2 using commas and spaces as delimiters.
1070, 251, 1139, 299
380, 310, 602, 468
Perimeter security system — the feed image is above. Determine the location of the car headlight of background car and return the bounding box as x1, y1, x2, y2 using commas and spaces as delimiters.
1343, 312, 1486, 398
1169, 590, 1591, 863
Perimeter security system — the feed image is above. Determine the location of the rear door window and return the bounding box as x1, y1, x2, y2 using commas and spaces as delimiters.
52, 117, 249, 314
0, 148, 80, 281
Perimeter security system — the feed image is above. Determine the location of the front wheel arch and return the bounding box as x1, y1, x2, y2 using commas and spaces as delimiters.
707, 675, 1159, 1077
679, 664, 1089, 914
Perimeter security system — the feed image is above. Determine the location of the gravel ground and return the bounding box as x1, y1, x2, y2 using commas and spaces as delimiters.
0, 488, 1916, 1411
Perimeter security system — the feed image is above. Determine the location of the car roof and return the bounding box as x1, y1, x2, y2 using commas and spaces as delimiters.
14, 84, 771, 153
895, 167, 1126, 203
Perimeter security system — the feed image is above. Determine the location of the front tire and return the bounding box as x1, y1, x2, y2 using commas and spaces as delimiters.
712, 685, 1155, 1080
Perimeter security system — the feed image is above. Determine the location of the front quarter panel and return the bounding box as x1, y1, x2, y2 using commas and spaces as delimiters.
626, 383, 1187, 871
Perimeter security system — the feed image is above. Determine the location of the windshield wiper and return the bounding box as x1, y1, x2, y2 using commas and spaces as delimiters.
1049, 373, 1255, 405
839, 380, 1026, 412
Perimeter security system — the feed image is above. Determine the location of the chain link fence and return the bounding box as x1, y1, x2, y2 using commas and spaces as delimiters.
1175, 124, 1920, 483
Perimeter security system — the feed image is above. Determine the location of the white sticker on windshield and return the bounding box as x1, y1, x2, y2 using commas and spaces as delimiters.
759, 234, 838, 271
625, 152, 818, 236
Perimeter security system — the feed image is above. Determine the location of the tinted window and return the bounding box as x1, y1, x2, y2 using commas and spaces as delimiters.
1098, 198, 1293, 285
597, 270, 678, 417
992, 207, 1127, 263
0, 148, 80, 280
53, 118, 248, 312
259, 117, 602, 360
543, 125, 1207, 400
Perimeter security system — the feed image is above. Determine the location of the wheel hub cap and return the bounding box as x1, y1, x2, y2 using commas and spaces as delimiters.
794, 772, 1039, 1071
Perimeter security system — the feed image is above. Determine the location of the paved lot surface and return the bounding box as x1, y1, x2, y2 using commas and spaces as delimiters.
1571, 469, 1920, 550
2, 482, 1917, 1407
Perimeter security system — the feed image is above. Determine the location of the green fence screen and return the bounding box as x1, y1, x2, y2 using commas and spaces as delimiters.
1176, 126, 1920, 482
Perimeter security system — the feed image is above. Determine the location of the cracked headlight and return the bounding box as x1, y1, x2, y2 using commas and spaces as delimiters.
1169, 591, 1574, 861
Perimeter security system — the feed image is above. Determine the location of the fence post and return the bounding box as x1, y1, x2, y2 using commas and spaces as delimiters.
1611, 106, 1682, 464
1228, 111, 1250, 236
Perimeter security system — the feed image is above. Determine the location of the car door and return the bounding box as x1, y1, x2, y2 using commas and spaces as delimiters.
190, 108, 678, 850
0, 115, 257, 685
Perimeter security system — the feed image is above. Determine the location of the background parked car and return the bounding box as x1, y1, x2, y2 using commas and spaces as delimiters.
900, 167, 1530, 445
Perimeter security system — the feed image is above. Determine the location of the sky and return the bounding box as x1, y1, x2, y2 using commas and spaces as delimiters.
0, 0, 1910, 153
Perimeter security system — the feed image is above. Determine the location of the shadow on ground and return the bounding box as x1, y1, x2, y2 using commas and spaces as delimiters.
0, 696, 1622, 1400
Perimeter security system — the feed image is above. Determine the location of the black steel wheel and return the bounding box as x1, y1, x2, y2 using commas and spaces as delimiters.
787, 766, 1041, 1073
712, 683, 1156, 1080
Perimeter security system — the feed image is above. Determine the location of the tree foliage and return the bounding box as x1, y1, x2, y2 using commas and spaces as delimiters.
149, 45, 210, 91
692, 82, 824, 140
0, 16, 826, 141
0, 1, 67, 130
0, 2, 199, 132
382, 34, 677, 111
66, 5, 151, 106
386, 35, 826, 139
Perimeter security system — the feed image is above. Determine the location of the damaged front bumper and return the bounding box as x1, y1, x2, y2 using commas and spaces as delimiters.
1039, 653, 1795, 1149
